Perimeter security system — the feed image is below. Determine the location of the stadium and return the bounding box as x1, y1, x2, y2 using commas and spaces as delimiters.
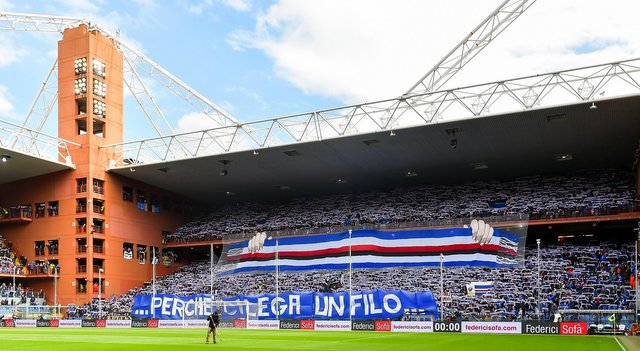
0, 1, 640, 350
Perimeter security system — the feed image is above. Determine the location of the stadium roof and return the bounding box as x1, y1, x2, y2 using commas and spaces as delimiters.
110, 95, 640, 205
1, 96, 636, 204
0, 148, 74, 184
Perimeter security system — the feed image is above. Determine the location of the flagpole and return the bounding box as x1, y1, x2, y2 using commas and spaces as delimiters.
152, 246, 156, 319
11, 262, 16, 317
210, 243, 214, 297
54, 268, 58, 316
536, 238, 541, 321
440, 253, 444, 320
607, 312, 617, 336
635, 230, 639, 324
275, 238, 279, 320
348, 229, 353, 323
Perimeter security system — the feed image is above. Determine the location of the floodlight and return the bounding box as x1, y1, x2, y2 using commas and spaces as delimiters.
93, 59, 106, 78
93, 99, 106, 117
74, 77, 87, 94
74, 57, 87, 74
93, 79, 107, 98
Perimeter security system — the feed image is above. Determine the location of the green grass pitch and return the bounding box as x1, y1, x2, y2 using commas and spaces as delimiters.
0, 328, 630, 351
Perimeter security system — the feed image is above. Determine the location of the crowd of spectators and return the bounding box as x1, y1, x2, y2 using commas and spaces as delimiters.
0, 282, 45, 306
1, 234, 57, 313
2, 166, 638, 321
0, 235, 59, 277
165, 169, 639, 243
0, 235, 15, 274
92, 239, 637, 322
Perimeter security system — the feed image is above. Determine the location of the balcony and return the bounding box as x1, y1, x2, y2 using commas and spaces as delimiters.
0, 206, 33, 223
47, 206, 59, 216
10, 206, 32, 218
93, 185, 104, 195
77, 265, 87, 273
93, 245, 104, 254
93, 265, 104, 274
92, 204, 104, 215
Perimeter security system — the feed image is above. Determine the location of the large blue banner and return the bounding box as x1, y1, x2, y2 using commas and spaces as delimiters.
132, 293, 214, 319
132, 289, 438, 320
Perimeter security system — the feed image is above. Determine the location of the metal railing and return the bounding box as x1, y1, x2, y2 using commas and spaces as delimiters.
93, 185, 104, 195
0, 118, 79, 166
0, 206, 32, 220
92, 204, 104, 215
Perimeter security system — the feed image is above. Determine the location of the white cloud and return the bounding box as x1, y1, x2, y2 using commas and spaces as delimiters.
0, 36, 28, 67
0, 85, 16, 120
185, 0, 213, 15
223, 0, 250, 12
176, 112, 221, 133
450, 0, 640, 89
227, 0, 499, 103
132, 0, 156, 7
0, 0, 14, 10
228, 0, 640, 104
56, 0, 101, 14
184, 0, 249, 14
35, 0, 159, 35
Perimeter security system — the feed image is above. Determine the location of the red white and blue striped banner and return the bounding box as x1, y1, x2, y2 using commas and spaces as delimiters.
466, 281, 494, 296
220, 228, 521, 274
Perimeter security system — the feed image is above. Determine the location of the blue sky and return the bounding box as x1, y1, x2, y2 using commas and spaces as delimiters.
0, 0, 639, 142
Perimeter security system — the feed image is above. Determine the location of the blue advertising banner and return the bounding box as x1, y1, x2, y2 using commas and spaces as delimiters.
132, 293, 214, 319
132, 289, 437, 320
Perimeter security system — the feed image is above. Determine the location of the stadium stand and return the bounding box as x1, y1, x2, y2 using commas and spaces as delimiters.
0, 235, 58, 277
0, 235, 51, 312
84, 239, 637, 323
165, 169, 639, 243
5, 168, 637, 322
62, 167, 640, 320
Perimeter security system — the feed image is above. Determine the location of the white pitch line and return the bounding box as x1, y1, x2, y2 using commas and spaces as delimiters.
614, 336, 627, 351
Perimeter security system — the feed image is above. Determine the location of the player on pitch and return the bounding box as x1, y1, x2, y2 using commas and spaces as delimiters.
206, 310, 220, 344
